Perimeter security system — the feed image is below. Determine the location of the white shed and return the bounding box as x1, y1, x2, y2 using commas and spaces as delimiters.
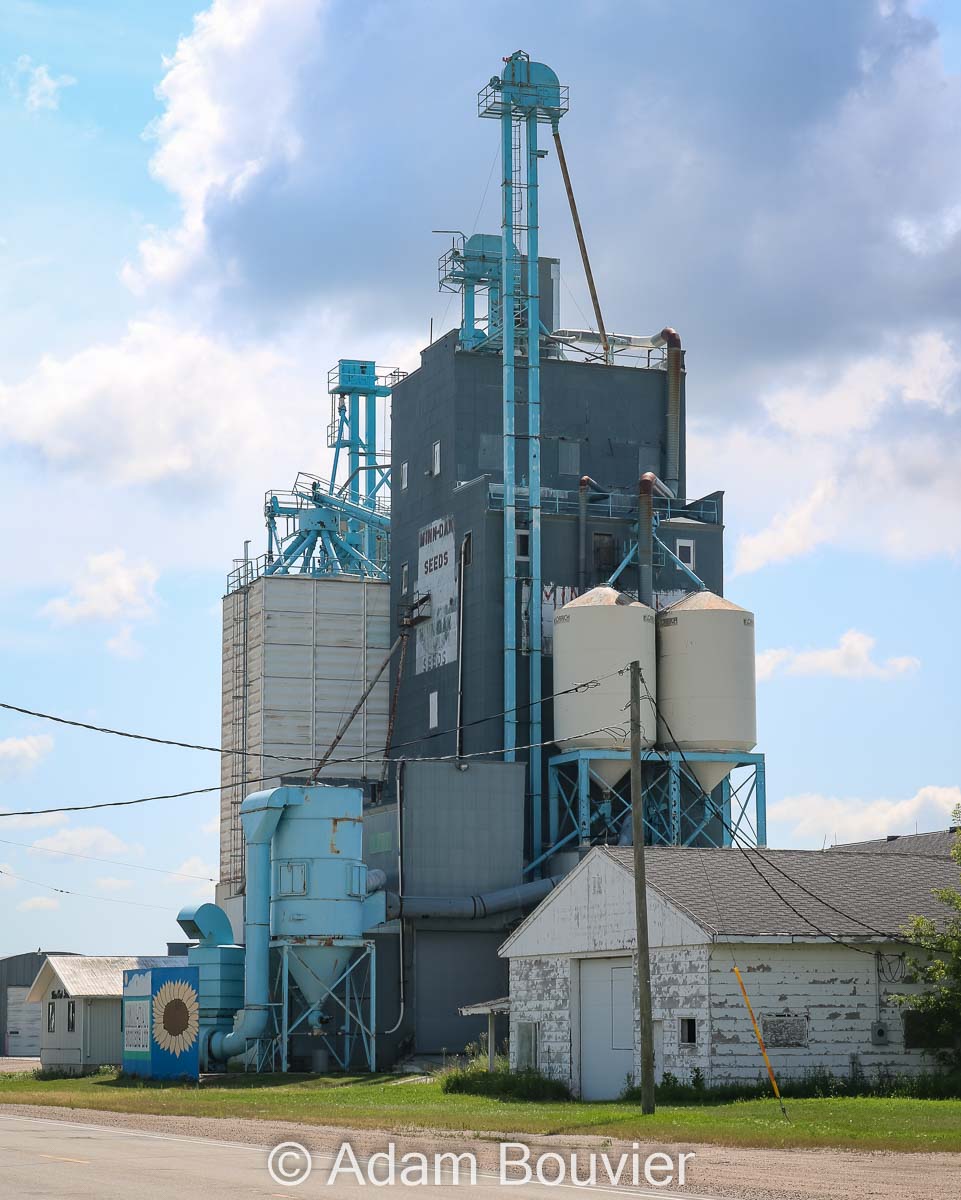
27, 956, 187, 1074
500, 845, 956, 1100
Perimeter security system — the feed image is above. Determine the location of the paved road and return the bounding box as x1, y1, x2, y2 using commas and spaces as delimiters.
0, 1112, 711, 1199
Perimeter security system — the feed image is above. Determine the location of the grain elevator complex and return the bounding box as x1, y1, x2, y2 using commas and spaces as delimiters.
180, 52, 768, 1073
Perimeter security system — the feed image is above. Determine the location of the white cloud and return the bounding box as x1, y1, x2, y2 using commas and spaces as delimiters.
41, 550, 157, 625
771, 784, 961, 848
16, 895, 59, 912
0, 863, 16, 890
105, 625, 143, 660
0, 734, 54, 777
734, 480, 836, 576
124, 0, 325, 294
895, 205, 961, 257
96, 876, 133, 892
690, 332, 961, 577
32, 826, 133, 858
0, 318, 295, 487
8, 55, 75, 112
200, 812, 220, 836
0, 806, 68, 831
167, 855, 216, 901
757, 629, 920, 682
761, 333, 959, 439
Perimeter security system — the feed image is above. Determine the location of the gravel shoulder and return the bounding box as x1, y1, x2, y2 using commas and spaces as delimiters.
2, 1102, 959, 1200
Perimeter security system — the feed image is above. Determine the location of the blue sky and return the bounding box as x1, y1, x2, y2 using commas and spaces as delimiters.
1, 0, 960, 957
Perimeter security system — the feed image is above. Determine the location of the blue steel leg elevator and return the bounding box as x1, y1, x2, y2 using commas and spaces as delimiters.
479, 53, 569, 855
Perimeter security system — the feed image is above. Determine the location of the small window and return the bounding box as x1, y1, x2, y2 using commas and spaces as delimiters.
593, 531, 615, 573
679, 1017, 697, 1046
516, 530, 530, 560
462, 531, 472, 567
676, 539, 695, 570
400, 461, 409, 490
47, 1001, 55, 1033
432, 440, 441, 476
516, 1021, 539, 1069
558, 439, 580, 476
401, 562, 409, 595
428, 691, 439, 729
67, 1000, 76, 1034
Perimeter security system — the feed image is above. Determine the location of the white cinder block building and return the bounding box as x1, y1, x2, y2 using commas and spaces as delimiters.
500, 845, 955, 1100
27, 956, 186, 1074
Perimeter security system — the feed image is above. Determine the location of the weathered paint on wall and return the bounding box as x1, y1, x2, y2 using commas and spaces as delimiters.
707, 942, 928, 1083
502, 851, 705, 959
503, 851, 936, 1094
509, 945, 711, 1095
508, 955, 574, 1085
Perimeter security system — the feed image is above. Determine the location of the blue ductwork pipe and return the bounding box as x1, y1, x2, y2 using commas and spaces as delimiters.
209, 788, 288, 1062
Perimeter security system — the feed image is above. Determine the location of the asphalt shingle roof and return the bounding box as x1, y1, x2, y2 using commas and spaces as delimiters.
828, 829, 959, 857
604, 845, 959, 939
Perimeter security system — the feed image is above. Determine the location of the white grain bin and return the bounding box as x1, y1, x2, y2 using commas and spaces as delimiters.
655, 590, 756, 795
553, 586, 656, 789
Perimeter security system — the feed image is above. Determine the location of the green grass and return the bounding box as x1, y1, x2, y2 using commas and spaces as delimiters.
1, 1070, 960, 1151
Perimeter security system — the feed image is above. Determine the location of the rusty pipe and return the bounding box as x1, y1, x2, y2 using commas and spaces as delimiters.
552, 125, 610, 363
578, 475, 606, 591
658, 327, 683, 497
637, 472, 673, 607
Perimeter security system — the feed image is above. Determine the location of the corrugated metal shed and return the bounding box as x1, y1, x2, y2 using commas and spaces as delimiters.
27, 956, 187, 1002
1, 951, 75, 1052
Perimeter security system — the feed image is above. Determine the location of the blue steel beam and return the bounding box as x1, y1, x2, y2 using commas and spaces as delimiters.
540, 747, 768, 862
527, 107, 543, 860
500, 102, 517, 761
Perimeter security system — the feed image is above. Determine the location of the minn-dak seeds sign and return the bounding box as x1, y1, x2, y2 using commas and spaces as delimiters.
416, 514, 458, 674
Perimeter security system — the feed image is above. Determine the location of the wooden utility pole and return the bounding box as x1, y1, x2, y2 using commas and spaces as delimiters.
630, 660, 656, 1114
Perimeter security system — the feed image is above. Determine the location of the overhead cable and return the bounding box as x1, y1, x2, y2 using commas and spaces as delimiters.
0, 865, 173, 912
0, 836, 215, 881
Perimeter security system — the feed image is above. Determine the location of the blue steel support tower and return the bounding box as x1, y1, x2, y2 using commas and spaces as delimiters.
480, 52, 568, 843
251, 360, 403, 583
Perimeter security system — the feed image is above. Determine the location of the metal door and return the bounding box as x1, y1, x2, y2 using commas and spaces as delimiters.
5, 987, 40, 1056
579, 957, 635, 1100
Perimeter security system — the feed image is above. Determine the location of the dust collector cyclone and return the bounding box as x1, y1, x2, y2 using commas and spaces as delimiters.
552, 586, 656, 788
656, 591, 757, 795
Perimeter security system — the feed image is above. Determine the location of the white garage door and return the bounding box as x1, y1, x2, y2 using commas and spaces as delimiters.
6, 986, 41, 1056
579, 957, 635, 1100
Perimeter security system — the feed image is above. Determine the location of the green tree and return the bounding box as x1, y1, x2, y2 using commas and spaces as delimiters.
897, 807, 961, 1068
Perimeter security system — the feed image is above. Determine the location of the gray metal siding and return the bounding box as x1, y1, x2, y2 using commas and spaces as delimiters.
400, 761, 525, 896
413, 929, 509, 1055
0, 952, 66, 1054
388, 335, 702, 780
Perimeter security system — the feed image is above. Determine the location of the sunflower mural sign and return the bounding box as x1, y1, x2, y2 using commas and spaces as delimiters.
122, 966, 200, 1080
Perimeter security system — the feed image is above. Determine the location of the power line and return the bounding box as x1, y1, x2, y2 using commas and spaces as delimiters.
0, 774, 278, 820
0, 865, 174, 912
632, 667, 924, 955
0, 722, 626, 820
0, 666, 620, 769
0, 836, 215, 881
0, 701, 311, 766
